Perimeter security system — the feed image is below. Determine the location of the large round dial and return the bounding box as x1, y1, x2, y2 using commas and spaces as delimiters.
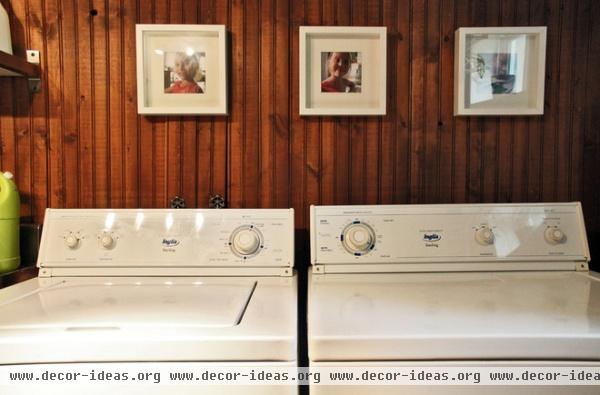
545, 227, 566, 244
229, 225, 264, 258
475, 226, 494, 246
341, 222, 376, 255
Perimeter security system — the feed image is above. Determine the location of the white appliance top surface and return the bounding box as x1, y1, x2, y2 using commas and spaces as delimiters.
0, 275, 297, 364
308, 270, 600, 361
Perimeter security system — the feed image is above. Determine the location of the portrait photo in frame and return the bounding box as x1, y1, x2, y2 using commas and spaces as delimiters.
454, 26, 547, 116
136, 24, 227, 115
299, 26, 387, 116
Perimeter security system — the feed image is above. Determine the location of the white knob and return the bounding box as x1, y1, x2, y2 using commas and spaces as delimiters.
545, 227, 566, 244
3, 171, 13, 180
101, 234, 115, 249
65, 234, 80, 249
230, 226, 263, 257
342, 223, 376, 255
475, 227, 494, 245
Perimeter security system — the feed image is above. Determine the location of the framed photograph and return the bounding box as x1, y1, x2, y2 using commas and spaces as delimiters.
299, 26, 386, 116
136, 24, 227, 115
454, 26, 547, 116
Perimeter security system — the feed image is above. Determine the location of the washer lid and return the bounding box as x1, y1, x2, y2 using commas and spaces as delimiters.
0, 275, 297, 364
308, 270, 600, 361
0, 278, 256, 329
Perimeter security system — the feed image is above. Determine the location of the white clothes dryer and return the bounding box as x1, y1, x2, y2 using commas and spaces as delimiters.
308, 203, 600, 394
0, 208, 297, 395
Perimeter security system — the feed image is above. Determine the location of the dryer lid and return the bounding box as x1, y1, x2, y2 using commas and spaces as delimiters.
308, 270, 600, 361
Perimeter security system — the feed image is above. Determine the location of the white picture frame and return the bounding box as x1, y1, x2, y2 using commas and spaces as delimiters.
454, 26, 547, 116
136, 24, 227, 115
299, 26, 387, 116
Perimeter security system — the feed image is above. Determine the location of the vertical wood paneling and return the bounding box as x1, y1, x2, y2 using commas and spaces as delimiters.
304, 0, 320, 213
379, 0, 397, 204
28, 0, 49, 220
349, 0, 366, 204
108, 0, 124, 207
1, 0, 599, 237
45, 0, 64, 208
583, 0, 600, 230
481, 0, 499, 203
273, 0, 290, 208
319, 0, 335, 206
570, 0, 591, 202
496, 0, 514, 202
195, 0, 214, 209
365, 0, 381, 204
289, 0, 305, 227
452, 0, 469, 203
243, 0, 260, 207
410, 0, 426, 202
165, 0, 183, 205
438, 0, 454, 203
92, 0, 109, 208
510, 0, 530, 202
210, 0, 228, 208
259, 0, 274, 207
122, 0, 138, 207
228, 0, 244, 208
137, 1, 154, 208
424, 0, 440, 203
76, 0, 94, 208
395, 0, 411, 203
180, 0, 198, 207
540, 0, 561, 202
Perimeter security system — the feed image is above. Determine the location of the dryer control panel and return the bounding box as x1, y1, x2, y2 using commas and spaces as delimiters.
311, 203, 590, 272
38, 209, 294, 274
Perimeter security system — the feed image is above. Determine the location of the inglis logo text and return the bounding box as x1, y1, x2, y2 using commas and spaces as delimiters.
162, 238, 180, 247
423, 233, 441, 242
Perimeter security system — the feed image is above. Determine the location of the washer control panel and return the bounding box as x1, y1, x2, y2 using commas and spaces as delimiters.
39, 209, 294, 268
311, 203, 590, 265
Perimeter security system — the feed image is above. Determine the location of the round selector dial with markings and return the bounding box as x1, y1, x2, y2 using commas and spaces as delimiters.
229, 225, 264, 258
341, 221, 376, 255
545, 227, 566, 245
474, 226, 495, 246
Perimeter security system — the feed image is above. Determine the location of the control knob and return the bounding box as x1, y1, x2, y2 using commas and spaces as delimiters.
229, 226, 263, 258
341, 222, 376, 255
545, 227, 566, 244
475, 227, 494, 246
64, 234, 80, 249
100, 234, 115, 249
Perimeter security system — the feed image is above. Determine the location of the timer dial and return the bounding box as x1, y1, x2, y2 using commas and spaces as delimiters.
545, 227, 566, 245
475, 227, 495, 246
229, 225, 264, 258
341, 222, 376, 255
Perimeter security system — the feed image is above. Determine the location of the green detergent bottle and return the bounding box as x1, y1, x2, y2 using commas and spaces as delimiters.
0, 171, 20, 273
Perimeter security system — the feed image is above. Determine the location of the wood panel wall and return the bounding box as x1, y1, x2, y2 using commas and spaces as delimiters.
0, 0, 599, 235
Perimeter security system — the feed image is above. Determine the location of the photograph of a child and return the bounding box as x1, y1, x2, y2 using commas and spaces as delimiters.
164, 51, 206, 94
321, 52, 362, 93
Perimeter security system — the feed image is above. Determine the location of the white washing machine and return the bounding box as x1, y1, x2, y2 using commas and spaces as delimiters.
0, 208, 297, 394
308, 203, 600, 394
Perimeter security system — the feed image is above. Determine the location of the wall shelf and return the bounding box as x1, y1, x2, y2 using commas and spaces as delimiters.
0, 50, 41, 92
